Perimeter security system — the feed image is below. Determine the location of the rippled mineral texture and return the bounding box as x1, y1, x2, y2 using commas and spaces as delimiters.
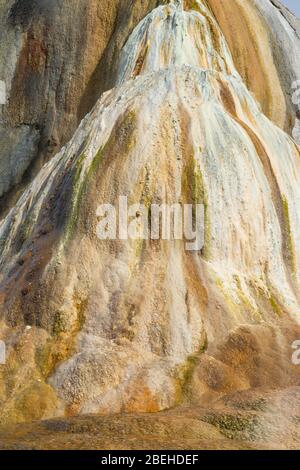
0, 0, 300, 450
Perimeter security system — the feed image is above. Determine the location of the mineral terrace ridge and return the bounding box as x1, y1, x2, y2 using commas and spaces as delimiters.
0, 0, 300, 450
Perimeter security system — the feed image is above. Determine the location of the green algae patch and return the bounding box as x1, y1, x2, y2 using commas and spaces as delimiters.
213, 273, 263, 322
35, 333, 76, 380
16, 214, 34, 250
63, 110, 137, 245
212, 273, 243, 320
3, 381, 59, 424
202, 412, 261, 441
282, 195, 296, 274
175, 333, 208, 405
233, 275, 263, 322
269, 294, 282, 317
182, 153, 210, 258
63, 148, 104, 244
184, 0, 201, 12
63, 153, 87, 244
35, 297, 87, 380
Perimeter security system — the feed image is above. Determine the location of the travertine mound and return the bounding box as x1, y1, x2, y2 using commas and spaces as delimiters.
0, 0, 300, 430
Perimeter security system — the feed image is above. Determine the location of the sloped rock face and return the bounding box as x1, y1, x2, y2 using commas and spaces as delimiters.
0, 0, 299, 211
0, 0, 161, 211
207, 0, 300, 133
0, 0, 300, 428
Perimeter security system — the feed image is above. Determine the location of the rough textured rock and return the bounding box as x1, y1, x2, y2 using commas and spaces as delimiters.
0, 0, 300, 447
0, 0, 161, 211
207, 0, 300, 132
0, 0, 299, 212
2, 387, 300, 449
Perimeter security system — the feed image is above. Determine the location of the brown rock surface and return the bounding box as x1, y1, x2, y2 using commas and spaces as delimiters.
0, 0, 300, 449
1, 0, 299, 211
0, 0, 162, 211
